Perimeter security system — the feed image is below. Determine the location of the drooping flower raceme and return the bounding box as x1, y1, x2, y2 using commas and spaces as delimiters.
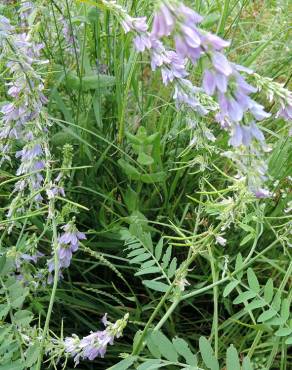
47, 220, 86, 280
64, 313, 129, 365
105, 0, 291, 197
0, 16, 50, 220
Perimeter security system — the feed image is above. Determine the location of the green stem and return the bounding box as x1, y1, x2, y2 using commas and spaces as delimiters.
208, 245, 219, 358
36, 213, 59, 370
154, 298, 181, 331
131, 284, 174, 356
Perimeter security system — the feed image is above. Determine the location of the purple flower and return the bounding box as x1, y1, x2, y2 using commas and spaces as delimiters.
254, 188, 271, 198
15, 251, 44, 269
203, 69, 216, 95
173, 79, 208, 115
64, 314, 128, 365
134, 34, 151, 52
47, 221, 86, 276
276, 102, 292, 121
202, 33, 230, 50
212, 52, 233, 76
79, 330, 114, 360
121, 15, 148, 34
174, 26, 202, 63
132, 17, 148, 32
16, 144, 43, 161
161, 51, 188, 85
229, 122, 265, 147
0, 15, 13, 39
46, 186, 65, 199
151, 4, 175, 38
177, 4, 203, 24
249, 100, 271, 121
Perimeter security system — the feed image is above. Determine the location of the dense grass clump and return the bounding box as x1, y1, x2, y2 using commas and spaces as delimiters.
0, 1, 291, 369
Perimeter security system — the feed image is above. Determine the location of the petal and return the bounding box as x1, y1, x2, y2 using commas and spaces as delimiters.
214, 72, 227, 93
212, 52, 233, 76
203, 69, 216, 95
229, 124, 243, 147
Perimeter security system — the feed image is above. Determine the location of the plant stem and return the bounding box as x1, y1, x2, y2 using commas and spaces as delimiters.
36, 212, 59, 370
208, 244, 219, 358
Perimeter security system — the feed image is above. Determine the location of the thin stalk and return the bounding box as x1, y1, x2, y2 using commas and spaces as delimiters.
208, 244, 219, 358
36, 210, 59, 370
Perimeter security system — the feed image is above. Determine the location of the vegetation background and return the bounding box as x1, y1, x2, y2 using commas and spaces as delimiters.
0, 0, 291, 369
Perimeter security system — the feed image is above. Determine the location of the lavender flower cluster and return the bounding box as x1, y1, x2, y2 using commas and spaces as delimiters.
47, 220, 86, 282
0, 15, 49, 218
64, 313, 128, 365
108, 0, 292, 197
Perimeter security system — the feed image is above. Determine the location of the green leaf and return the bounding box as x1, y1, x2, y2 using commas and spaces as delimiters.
25, 342, 40, 367
235, 254, 243, 279
137, 360, 163, 370
146, 332, 161, 358
238, 223, 255, 233
172, 337, 197, 366
199, 337, 219, 370
245, 299, 265, 311
242, 357, 253, 370
271, 291, 282, 311
266, 317, 286, 326
155, 239, 163, 261
0, 255, 6, 274
275, 328, 292, 337
151, 330, 178, 362
127, 248, 145, 258
0, 304, 10, 320
257, 308, 277, 322
143, 280, 169, 292
264, 279, 274, 303
247, 268, 260, 293
0, 256, 14, 276
14, 310, 33, 327
162, 246, 172, 269
233, 291, 257, 304
223, 280, 239, 297
167, 258, 177, 278
129, 253, 150, 264
135, 267, 161, 276
226, 344, 240, 370
118, 159, 141, 180
285, 336, 292, 345
140, 260, 156, 269
240, 234, 254, 246
124, 187, 138, 212
109, 356, 137, 370
140, 172, 167, 184
0, 361, 25, 370
132, 330, 143, 353
137, 152, 154, 166
280, 298, 290, 322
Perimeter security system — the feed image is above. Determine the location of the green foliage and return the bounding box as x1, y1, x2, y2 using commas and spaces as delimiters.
0, 0, 291, 369
121, 224, 178, 292
224, 265, 292, 344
